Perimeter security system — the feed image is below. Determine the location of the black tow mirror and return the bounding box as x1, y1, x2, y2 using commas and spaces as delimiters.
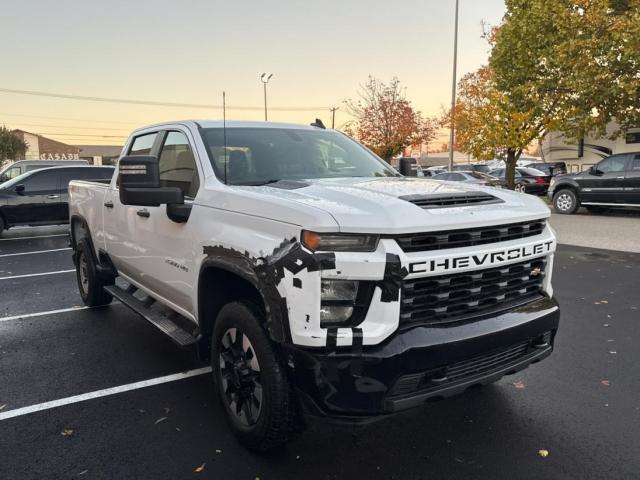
118, 155, 184, 207
14, 184, 25, 195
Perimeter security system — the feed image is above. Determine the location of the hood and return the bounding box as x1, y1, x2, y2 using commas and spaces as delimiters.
246, 177, 550, 234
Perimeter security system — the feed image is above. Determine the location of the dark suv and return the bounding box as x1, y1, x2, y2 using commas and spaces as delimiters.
549, 152, 640, 214
0, 165, 114, 235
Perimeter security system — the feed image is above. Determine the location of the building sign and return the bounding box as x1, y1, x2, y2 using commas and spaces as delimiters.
40, 153, 80, 160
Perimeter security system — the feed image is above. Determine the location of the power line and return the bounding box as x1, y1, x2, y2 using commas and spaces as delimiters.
29, 132, 127, 139
0, 87, 330, 112
0, 111, 143, 125
6, 122, 131, 132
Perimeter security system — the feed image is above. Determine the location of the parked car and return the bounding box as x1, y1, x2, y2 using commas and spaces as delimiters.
68, 120, 559, 451
433, 171, 504, 187
0, 165, 114, 235
489, 167, 551, 195
0, 159, 88, 183
527, 162, 567, 176
549, 152, 640, 214
450, 163, 492, 174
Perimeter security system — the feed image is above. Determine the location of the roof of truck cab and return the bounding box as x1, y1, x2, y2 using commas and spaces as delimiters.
136, 120, 327, 131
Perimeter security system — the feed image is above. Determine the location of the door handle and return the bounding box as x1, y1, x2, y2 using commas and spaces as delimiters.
104, 201, 114, 209
47, 194, 59, 199
136, 208, 150, 218
616, 176, 625, 180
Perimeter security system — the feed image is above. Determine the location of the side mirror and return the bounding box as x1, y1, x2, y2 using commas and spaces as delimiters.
15, 184, 25, 195
118, 155, 184, 207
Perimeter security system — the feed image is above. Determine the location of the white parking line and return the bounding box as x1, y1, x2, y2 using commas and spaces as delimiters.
0, 248, 72, 258
0, 269, 75, 281
0, 234, 68, 241
0, 306, 90, 323
0, 367, 212, 421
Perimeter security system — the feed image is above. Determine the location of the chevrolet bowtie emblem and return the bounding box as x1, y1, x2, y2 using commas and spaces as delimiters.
530, 267, 542, 277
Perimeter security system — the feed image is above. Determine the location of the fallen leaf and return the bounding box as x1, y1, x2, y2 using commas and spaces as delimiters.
78, 470, 88, 476
600, 300, 609, 304
61, 429, 73, 436
215, 449, 222, 453
512, 381, 526, 390
538, 449, 549, 458
0, 404, 6, 411
194, 463, 205, 473
609, 351, 617, 355
601, 380, 611, 386
154, 417, 167, 425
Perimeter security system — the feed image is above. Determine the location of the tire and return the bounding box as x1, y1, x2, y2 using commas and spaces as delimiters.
211, 301, 294, 452
553, 189, 579, 214
75, 239, 113, 307
585, 206, 609, 215
0, 215, 4, 237
514, 183, 526, 193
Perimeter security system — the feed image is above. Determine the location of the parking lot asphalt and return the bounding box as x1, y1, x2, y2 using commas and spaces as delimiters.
1, 225, 639, 480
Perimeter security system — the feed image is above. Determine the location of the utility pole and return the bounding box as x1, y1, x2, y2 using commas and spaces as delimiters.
448, 0, 459, 171
260, 73, 273, 121
329, 107, 339, 129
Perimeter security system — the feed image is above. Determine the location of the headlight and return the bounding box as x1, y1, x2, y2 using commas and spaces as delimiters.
302, 230, 378, 252
320, 279, 374, 327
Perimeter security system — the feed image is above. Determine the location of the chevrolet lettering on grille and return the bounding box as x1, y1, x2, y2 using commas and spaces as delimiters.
408, 240, 554, 275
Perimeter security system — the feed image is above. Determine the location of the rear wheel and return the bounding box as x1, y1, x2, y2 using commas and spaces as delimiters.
75, 239, 113, 306
553, 189, 579, 214
0, 216, 4, 236
514, 183, 526, 193
211, 301, 294, 452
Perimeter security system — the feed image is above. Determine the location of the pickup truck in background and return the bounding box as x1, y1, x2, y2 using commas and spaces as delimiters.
0, 165, 114, 235
69, 120, 560, 451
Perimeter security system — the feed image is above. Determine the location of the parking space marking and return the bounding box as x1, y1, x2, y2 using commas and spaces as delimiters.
0, 234, 68, 241
0, 248, 72, 258
0, 269, 75, 281
0, 367, 212, 421
0, 306, 90, 323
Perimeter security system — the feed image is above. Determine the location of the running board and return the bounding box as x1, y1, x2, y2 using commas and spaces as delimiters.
104, 285, 200, 347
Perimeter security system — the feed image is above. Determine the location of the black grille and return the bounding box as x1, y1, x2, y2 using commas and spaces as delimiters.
400, 191, 502, 209
395, 219, 546, 253
400, 257, 546, 329
389, 340, 534, 397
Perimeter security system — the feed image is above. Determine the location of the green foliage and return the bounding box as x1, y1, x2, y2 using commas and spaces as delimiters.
0, 126, 28, 162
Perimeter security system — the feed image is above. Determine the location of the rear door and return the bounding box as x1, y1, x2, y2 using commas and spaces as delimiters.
624, 154, 640, 204
2, 169, 61, 225
579, 154, 629, 203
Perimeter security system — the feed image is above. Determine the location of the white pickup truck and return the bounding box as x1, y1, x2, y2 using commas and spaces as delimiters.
69, 120, 559, 451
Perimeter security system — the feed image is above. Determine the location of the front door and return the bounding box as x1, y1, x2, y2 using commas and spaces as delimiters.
579, 154, 629, 203
624, 153, 640, 204
2, 169, 61, 226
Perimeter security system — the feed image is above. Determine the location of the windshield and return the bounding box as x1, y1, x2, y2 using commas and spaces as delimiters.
200, 128, 400, 185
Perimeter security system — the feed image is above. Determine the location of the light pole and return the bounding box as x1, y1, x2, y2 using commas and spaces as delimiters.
260, 73, 273, 121
448, 0, 459, 171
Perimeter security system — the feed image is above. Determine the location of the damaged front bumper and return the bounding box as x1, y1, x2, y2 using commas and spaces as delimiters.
282, 295, 559, 422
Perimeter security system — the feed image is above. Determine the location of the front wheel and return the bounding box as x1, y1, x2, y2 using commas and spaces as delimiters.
75, 239, 113, 306
211, 301, 294, 452
553, 189, 579, 214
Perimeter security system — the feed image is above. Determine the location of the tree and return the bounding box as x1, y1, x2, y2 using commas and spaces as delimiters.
344, 77, 438, 162
448, 0, 640, 189
0, 126, 28, 164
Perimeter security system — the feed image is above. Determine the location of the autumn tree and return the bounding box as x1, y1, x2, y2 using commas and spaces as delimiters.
344, 77, 438, 162
0, 126, 28, 166
448, 0, 640, 189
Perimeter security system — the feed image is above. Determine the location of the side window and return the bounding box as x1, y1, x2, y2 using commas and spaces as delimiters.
128, 133, 158, 156
6, 166, 21, 179
158, 131, 200, 198
20, 171, 59, 194
451, 173, 464, 181
630, 154, 640, 170
598, 155, 628, 173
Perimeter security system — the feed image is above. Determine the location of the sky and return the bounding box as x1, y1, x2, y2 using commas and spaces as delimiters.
0, 0, 506, 146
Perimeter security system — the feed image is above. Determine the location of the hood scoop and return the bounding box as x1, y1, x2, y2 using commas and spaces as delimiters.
400, 191, 503, 209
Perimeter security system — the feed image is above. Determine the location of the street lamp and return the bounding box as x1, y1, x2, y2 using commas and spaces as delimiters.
260, 73, 273, 121
448, 0, 459, 171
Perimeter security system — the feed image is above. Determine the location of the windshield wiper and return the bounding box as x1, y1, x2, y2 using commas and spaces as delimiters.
233, 179, 282, 186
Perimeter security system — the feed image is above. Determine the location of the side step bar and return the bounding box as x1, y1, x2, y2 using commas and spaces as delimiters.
104, 285, 200, 347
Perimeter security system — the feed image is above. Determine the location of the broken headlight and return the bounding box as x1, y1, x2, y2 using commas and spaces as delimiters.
302, 230, 378, 252
320, 279, 374, 327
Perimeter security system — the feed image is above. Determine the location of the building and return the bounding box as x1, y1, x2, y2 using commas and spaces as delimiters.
11, 130, 80, 161
76, 145, 123, 166
541, 123, 640, 173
